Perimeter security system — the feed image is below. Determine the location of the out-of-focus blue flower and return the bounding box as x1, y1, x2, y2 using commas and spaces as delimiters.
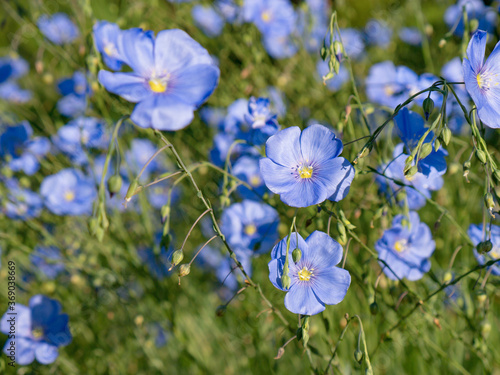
317, 60, 349, 91
216, 0, 240, 23
93, 21, 125, 71
468, 224, 500, 276
297, 5, 328, 54
375, 144, 444, 210
30, 247, 65, 279
40, 168, 96, 215
3, 179, 43, 220
125, 138, 165, 182
199, 106, 226, 129
399, 27, 422, 46
98, 28, 220, 130
57, 71, 90, 117
245, 96, 278, 130
463, 30, 500, 128
138, 246, 171, 280
366, 61, 419, 108
375, 211, 435, 281
444, 0, 497, 37
148, 180, 180, 209
336, 28, 365, 60
262, 34, 298, 59
264, 86, 287, 118
52, 117, 108, 165
0, 295, 72, 365
243, 0, 296, 37
0, 56, 29, 84
268, 231, 350, 315
0, 82, 32, 103
394, 108, 447, 177
220, 200, 279, 255
364, 19, 392, 48
232, 155, 268, 200
37, 13, 79, 45
0, 121, 50, 175
260, 124, 355, 207
192, 5, 225, 37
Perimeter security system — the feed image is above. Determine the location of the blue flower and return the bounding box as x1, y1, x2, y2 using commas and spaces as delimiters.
262, 34, 298, 59
394, 108, 448, 177
192, 5, 225, 37
0, 55, 29, 84
3, 179, 43, 220
442, 58, 470, 134
245, 96, 279, 130
317, 60, 349, 92
375, 144, 444, 210
199, 106, 226, 129
398, 27, 422, 46
463, 30, 500, 128
232, 155, 268, 200
0, 295, 72, 365
57, 71, 91, 117
375, 212, 435, 281
260, 124, 355, 207
98, 28, 220, 131
37, 13, 79, 45
444, 0, 497, 37
337, 28, 365, 60
243, 0, 296, 38
93, 21, 126, 71
138, 246, 172, 280
216, 0, 240, 23
468, 224, 500, 276
364, 19, 392, 48
40, 168, 96, 216
268, 231, 350, 315
221, 200, 279, 255
0, 81, 32, 103
297, 7, 328, 54
0, 121, 50, 175
30, 247, 65, 279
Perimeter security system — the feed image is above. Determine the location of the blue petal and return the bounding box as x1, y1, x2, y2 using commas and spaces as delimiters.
268, 258, 287, 291
130, 95, 195, 131
304, 231, 343, 267
299, 124, 343, 164
30, 295, 61, 328
466, 30, 487, 73
0, 304, 31, 337
4, 337, 35, 365
98, 71, 150, 103
118, 28, 154, 75
34, 342, 59, 364
170, 64, 220, 106
265, 126, 302, 167
270, 232, 308, 260
325, 157, 355, 202
284, 283, 325, 315
154, 29, 215, 74
312, 267, 351, 305
394, 108, 425, 150
259, 158, 295, 194
280, 178, 327, 207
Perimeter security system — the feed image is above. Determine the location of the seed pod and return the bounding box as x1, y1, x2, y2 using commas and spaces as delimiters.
292, 248, 302, 263
179, 264, 191, 277
484, 192, 495, 211
419, 143, 433, 159
476, 149, 487, 164
281, 274, 291, 289
107, 175, 122, 196
354, 349, 363, 364
369, 301, 379, 315
404, 165, 418, 179
477, 240, 493, 254
442, 127, 451, 146
171, 250, 184, 267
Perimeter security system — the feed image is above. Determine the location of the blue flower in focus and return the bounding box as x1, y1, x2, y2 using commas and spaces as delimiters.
192, 5, 225, 37
0, 295, 72, 365
52, 117, 107, 165
268, 231, 350, 315
366, 61, 419, 108
232, 155, 268, 200
40, 168, 96, 215
444, 0, 497, 37
364, 19, 392, 48
0, 121, 50, 175
98, 28, 220, 131
57, 71, 90, 117
394, 108, 447, 177
468, 224, 500, 276
260, 124, 355, 208
3, 179, 43, 220
398, 27, 422, 46
93, 21, 125, 71
316, 60, 349, 91
375, 144, 444, 210
375, 211, 435, 281
30, 247, 65, 279
463, 30, 500, 128
37, 13, 79, 45
220, 200, 279, 255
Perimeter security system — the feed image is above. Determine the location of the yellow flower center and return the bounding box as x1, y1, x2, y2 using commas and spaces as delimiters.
384, 85, 394, 96
394, 239, 408, 253
104, 44, 117, 57
298, 165, 313, 179
32, 328, 44, 339
249, 175, 261, 186
261, 10, 272, 22
298, 267, 313, 281
490, 248, 500, 259
477, 73, 483, 89
149, 78, 167, 93
244, 224, 257, 236
65, 191, 75, 202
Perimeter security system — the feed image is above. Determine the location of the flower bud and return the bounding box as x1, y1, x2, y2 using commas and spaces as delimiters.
88, 217, 99, 235
354, 348, 363, 364
423, 97, 434, 120
337, 221, 347, 245
178, 264, 190, 277
477, 240, 493, 254
292, 248, 302, 263
125, 179, 141, 202
476, 149, 487, 164
333, 41, 343, 62
441, 127, 451, 146
434, 139, 441, 152
369, 301, 379, 315
320, 46, 328, 60
171, 250, 184, 267
404, 165, 418, 179
484, 192, 495, 211
281, 274, 291, 289
107, 175, 122, 196
419, 143, 433, 160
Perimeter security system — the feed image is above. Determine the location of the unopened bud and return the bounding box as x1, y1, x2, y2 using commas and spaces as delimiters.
442, 127, 451, 146
107, 175, 122, 196
125, 179, 140, 202
320, 46, 328, 60
404, 165, 418, 179
35, 60, 44, 74
292, 248, 302, 263
354, 348, 363, 364
178, 264, 190, 277
477, 240, 493, 254
484, 192, 495, 211
337, 221, 347, 245
281, 274, 291, 289
171, 250, 184, 267
476, 149, 487, 164
333, 40, 343, 62
434, 139, 441, 152
369, 301, 379, 315
88, 217, 98, 235
423, 97, 434, 120
420, 143, 433, 160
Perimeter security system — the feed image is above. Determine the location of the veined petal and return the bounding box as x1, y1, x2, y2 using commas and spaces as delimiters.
312, 267, 351, 305
299, 124, 343, 164
259, 158, 295, 194
466, 30, 487, 73
98, 71, 150, 103
268, 258, 287, 291
304, 231, 343, 267
34, 343, 59, 365
118, 28, 154, 75
316, 157, 355, 202
284, 283, 325, 315
265, 126, 302, 168
154, 29, 214, 74
170, 64, 220, 106
280, 179, 328, 207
